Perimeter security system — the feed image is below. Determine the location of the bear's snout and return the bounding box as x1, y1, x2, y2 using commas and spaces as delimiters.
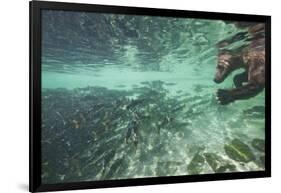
213, 77, 223, 84
213, 78, 220, 83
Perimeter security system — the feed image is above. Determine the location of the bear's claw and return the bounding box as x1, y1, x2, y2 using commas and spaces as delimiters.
216, 89, 234, 105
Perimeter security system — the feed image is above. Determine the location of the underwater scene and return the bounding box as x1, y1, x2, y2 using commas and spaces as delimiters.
41, 10, 266, 184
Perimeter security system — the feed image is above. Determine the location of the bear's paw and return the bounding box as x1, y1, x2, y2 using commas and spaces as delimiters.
216, 89, 234, 105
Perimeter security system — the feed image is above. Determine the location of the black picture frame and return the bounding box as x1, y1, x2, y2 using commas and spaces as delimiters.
30, 1, 271, 192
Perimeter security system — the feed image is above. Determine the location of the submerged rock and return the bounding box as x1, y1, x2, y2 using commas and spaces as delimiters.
204, 153, 236, 173
102, 157, 125, 180
224, 138, 255, 163
203, 153, 220, 171
251, 138, 265, 152
243, 106, 265, 119
187, 152, 205, 175
156, 161, 183, 176
260, 155, 265, 166
243, 106, 265, 114
215, 164, 236, 173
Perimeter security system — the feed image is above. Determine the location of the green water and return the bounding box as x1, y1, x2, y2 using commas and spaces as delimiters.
41, 10, 265, 184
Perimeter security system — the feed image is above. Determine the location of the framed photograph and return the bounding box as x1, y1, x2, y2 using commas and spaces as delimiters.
30, 1, 271, 192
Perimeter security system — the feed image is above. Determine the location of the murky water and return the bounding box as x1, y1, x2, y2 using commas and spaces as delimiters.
41, 10, 265, 184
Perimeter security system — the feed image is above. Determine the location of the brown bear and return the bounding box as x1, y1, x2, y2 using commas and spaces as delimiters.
213, 22, 265, 105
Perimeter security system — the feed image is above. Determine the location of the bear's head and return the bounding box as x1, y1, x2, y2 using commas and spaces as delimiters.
214, 51, 243, 84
